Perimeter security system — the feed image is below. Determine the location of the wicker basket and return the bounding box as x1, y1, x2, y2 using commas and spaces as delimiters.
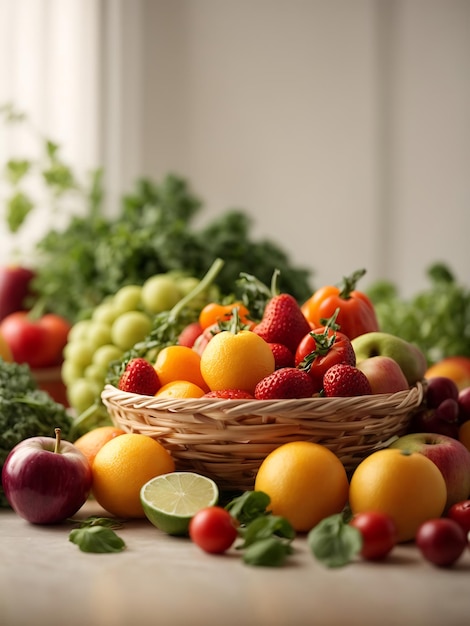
101, 382, 426, 492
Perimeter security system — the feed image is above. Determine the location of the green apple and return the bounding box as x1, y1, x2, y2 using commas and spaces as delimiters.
351, 332, 427, 385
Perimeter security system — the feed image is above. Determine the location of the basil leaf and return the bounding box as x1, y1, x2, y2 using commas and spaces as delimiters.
69, 526, 126, 553
308, 514, 362, 568
225, 490, 271, 525
243, 537, 292, 567
239, 515, 295, 548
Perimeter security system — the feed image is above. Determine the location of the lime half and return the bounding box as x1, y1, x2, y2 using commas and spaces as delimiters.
140, 472, 219, 535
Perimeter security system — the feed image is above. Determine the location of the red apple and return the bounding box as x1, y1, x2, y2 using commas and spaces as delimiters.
425, 357, 470, 391
389, 432, 470, 511
0, 265, 35, 321
1, 428, 92, 524
356, 355, 409, 394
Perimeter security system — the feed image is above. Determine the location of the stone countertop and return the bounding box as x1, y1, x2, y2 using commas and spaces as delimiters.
1, 500, 469, 626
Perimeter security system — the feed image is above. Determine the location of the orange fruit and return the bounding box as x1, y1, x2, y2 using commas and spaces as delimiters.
0, 331, 12, 361
200, 328, 275, 393
92, 433, 175, 518
73, 426, 126, 467
458, 420, 470, 452
154, 345, 209, 392
155, 380, 206, 399
349, 448, 447, 543
254, 441, 349, 532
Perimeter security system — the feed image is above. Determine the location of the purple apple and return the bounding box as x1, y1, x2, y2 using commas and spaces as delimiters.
0, 265, 36, 321
356, 355, 409, 394
389, 432, 470, 511
1, 428, 92, 524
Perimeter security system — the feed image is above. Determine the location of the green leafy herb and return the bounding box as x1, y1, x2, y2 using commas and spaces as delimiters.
225, 490, 296, 568
225, 490, 271, 526
69, 526, 126, 553
243, 536, 293, 567
367, 262, 470, 365
308, 512, 362, 568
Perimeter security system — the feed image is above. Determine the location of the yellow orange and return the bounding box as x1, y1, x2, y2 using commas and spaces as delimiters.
92, 433, 175, 518
155, 380, 206, 399
349, 448, 447, 543
200, 329, 275, 393
254, 441, 349, 533
74, 426, 126, 467
154, 345, 209, 392
458, 420, 470, 452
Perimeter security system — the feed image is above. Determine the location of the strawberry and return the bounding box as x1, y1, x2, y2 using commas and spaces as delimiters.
269, 342, 295, 369
322, 363, 372, 397
254, 367, 315, 400
118, 357, 161, 396
254, 293, 311, 354
203, 389, 255, 399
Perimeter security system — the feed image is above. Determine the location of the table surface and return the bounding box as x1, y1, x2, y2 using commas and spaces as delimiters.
1, 500, 470, 626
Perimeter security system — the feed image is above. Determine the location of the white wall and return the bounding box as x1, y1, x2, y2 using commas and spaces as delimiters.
139, 0, 470, 295
1, 0, 469, 296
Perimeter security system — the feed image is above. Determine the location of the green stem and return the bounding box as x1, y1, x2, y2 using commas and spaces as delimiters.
337, 269, 366, 300
168, 257, 225, 322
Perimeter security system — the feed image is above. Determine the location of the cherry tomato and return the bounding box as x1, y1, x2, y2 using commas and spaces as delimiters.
295, 327, 355, 392
447, 500, 470, 536
189, 506, 238, 554
349, 511, 397, 560
415, 518, 467, 567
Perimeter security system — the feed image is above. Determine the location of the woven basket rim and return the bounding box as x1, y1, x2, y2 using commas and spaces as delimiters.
101, 381, 425, 417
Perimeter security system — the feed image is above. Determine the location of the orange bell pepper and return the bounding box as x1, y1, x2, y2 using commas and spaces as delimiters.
301, 269, 379, 340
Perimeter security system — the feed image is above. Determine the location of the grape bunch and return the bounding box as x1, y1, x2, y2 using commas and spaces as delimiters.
62, 271, 219, 426
410, 376, 470, 438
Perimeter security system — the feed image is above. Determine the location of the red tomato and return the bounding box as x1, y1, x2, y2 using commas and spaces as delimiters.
0, 311, 71, 368
447, 500, 470, 536
349, 511, 397, 561
416, 518, 467, 567
295, 327, 356, 392
189, 506, 238, 554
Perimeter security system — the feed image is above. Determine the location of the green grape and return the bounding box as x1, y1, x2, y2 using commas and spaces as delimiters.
67, 319, 93, 343
141, 274, 182, 314
92, 301, 120, 325
84, 362, 108, 385
92, 344, 123, 368
87, 320, 113, 349
111, 310, 152, 350
61, 359, 85, 386
63, 340, 95, 368
67, 378, 100, 414
114, 284, 143, 312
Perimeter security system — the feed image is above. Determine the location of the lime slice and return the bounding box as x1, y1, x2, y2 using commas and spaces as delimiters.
140, 472, 219, 536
